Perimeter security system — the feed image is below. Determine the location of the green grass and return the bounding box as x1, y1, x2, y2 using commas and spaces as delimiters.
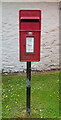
0, 74, 2, 119
2, 72, 60, 118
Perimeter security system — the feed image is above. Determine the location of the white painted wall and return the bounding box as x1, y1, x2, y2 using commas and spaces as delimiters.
0, 2, 2, 73
1, 0, 61, 2
2, 2, 59, 73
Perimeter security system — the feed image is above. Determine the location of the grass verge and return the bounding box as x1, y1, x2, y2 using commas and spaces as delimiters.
2, 72, 60, 118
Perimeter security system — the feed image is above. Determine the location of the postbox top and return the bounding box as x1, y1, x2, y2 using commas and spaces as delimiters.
19, 10, 41, 19
19, 10, 41, 31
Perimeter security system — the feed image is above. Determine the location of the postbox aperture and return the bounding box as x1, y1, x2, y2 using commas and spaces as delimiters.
19, 10, 41, 62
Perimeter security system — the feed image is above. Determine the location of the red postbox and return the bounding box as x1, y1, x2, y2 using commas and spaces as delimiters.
19, 10, 41, 62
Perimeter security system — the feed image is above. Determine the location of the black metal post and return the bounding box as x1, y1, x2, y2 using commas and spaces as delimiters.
26, 62, 31, 116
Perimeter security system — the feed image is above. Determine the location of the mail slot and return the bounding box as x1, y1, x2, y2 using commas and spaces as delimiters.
19, 10, 41, 61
